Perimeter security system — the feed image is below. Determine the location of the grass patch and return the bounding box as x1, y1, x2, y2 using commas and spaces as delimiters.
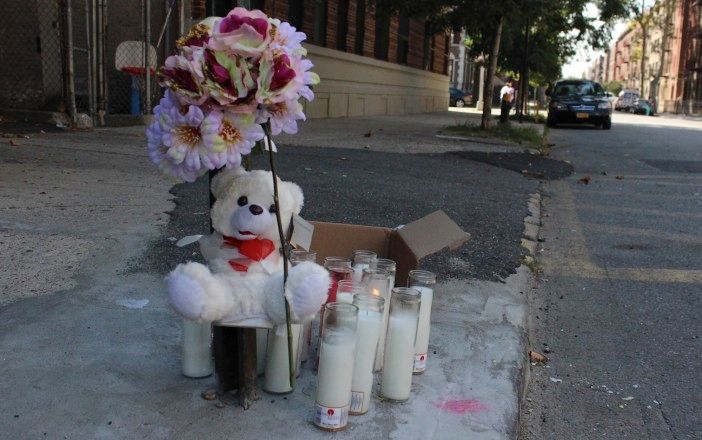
508, 113, 545, 123
443, 120, 546, 152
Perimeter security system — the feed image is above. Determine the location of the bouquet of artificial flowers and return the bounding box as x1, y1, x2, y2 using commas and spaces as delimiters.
147, 8, 319, 182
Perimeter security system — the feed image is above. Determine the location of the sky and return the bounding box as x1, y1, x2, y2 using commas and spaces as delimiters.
560, 0, 655, 80
561, 21, 629, 79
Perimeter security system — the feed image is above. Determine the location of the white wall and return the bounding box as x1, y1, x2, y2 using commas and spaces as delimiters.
303, 44, 449, 119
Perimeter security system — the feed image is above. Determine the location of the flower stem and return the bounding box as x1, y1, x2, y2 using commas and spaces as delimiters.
263, 122, 295, 390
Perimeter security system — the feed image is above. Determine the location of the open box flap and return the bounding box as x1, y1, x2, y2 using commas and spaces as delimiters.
396, 210, 471, 260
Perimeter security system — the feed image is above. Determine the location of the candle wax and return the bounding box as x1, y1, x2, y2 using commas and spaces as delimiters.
412, 286, 434, 373
350, 311, 383, 414
316, 333, 356, 408
381, 312, 418, 401
336, 292, 354, 304
264, 324, 301, 393
182, 319, 212, 378
352, 263, 369, 284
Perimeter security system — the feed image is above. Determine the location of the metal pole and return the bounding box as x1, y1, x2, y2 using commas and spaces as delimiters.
96, 0, 106, 117
85, 0, 96, 124
144, 0, 152, 114
64, 0, 78, 124
179, 0, 186, 35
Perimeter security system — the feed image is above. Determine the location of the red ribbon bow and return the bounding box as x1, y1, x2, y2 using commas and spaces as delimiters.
223, 235, 276, 272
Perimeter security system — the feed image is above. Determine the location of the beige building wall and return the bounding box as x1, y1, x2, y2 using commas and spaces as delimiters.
303, 44, 449, 119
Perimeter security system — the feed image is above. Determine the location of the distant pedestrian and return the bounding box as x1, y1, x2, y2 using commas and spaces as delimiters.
500, 81, 515, 123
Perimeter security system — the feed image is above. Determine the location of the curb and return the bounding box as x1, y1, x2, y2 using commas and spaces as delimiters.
516, 189, 543, 439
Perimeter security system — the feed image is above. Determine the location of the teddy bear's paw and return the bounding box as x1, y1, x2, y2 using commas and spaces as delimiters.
166, 265, 207, 321
286, 261, 331, 320
166, 263, 233, 322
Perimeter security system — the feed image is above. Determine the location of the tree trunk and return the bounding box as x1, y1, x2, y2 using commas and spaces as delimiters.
651, 0, 675, 113
640, 27, 647, 96
481, 14, 504, 130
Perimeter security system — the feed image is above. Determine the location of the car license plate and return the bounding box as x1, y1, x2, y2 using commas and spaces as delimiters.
576, 112, 589, 119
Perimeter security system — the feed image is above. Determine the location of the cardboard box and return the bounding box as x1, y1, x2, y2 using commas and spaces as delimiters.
219, 210, 469, 328
310, 210, 470, 285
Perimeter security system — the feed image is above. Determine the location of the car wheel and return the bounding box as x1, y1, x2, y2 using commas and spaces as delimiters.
456, 99, 465, 108
602, 118, 612, 129
547, 117, 557, 128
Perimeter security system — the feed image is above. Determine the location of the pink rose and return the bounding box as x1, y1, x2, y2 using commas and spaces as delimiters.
208, 7, 271, 57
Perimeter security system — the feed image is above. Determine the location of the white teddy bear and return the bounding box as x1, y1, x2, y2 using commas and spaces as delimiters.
166, 167, 330, 324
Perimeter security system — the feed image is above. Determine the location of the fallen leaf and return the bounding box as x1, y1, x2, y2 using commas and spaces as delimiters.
363, 130, 372, 137
615, 175, 624, 180
201, 389, 218, 401
9, 139, 18, 146
578, 176, 591, 185
529, 351, 548, 363
601, 171, 607, 175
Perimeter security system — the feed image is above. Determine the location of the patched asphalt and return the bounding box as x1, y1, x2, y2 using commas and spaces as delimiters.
139, 146, 542, 282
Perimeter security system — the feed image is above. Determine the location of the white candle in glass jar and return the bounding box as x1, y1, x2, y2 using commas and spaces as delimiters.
380, 312, 418, 401
352, 263, 369, 284
263, 324, 301, 394
337, 292, 354, 304
412, 286, 434, 373
350, 310, 383, 414
373, 286, 391, 372
181, 319, 213, 378
316, 334, 356, 412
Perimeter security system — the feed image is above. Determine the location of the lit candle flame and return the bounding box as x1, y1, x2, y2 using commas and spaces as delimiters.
372, 288, 380, 296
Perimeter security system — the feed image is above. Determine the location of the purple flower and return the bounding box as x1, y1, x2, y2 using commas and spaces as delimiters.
257, 99, 305, 135
201, 110, 264, 168
146, 102, 203, 182
269, 19, 307, 55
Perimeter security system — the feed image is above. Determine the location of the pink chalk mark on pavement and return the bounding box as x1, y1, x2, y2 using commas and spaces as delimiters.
435, 399, 488, 415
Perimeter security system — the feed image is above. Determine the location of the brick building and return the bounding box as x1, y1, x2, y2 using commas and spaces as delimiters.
0, 0, 449, 122
204, 0, 450, 117
598, 0, 701, 114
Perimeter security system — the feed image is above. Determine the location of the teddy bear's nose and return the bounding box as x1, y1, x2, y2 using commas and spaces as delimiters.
249, 204, 264, 215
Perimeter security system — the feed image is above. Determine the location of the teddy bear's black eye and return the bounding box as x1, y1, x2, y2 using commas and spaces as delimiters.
269, 204, 277, 213
237, 196, 248, 206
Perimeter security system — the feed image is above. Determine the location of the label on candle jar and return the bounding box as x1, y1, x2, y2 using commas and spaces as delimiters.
314, 403, 349, 430
349, 391, 364, 413
414, 353, 427, 372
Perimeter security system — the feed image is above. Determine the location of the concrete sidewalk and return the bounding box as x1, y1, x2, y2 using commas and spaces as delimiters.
0, 112, 536, 439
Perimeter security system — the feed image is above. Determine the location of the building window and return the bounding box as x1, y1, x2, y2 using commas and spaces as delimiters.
397, 13, 409, 64
289, 0, 304, 29
313, 0, 328, 46
374, 12, 389, 60
337, 0, 349, 51
354, 0, 365, 55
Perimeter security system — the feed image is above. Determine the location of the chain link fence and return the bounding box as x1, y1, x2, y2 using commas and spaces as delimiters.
0, 0, 185, 122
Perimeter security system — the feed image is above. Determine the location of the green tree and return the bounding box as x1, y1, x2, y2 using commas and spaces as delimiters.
374, 0, 631, 128
604, 80, 624, 95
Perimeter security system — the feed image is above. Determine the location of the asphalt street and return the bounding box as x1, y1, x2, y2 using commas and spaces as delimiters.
1, 112, 539, 439
139, 145, 538, 282
520, 112, 702, 439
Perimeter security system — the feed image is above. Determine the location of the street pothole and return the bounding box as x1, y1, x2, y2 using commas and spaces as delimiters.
448, 151, 574, 180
